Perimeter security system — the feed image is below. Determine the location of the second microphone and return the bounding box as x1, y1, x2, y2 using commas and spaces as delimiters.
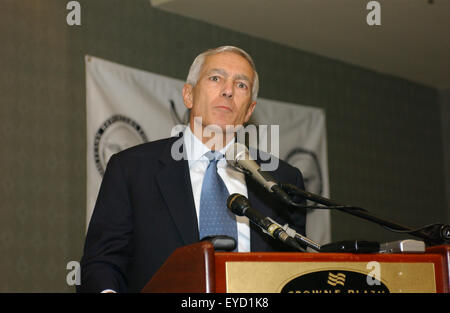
227, 193, 305, 252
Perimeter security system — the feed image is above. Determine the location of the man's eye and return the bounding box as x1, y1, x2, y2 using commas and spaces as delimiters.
209, 76, 220, 82
237, 82, 247, 89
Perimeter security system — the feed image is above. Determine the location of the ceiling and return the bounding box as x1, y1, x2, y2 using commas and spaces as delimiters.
150, 0, 450, 90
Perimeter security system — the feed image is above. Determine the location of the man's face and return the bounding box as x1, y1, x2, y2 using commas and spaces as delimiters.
183, 52, 257, 132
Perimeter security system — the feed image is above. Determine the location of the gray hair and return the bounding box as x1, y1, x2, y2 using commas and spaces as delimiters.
186, 46, 259, 102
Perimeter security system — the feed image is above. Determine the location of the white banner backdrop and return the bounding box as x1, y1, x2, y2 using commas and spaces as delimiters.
85, 55, 331, 247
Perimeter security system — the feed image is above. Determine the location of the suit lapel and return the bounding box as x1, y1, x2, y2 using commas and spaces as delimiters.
156, 137, 199, 246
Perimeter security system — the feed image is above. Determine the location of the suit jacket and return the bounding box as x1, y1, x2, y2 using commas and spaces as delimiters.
78, 135, 306, 293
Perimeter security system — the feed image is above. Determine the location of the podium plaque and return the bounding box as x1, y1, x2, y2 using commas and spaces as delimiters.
215, 247, 448, 293
225, 261, 435, 293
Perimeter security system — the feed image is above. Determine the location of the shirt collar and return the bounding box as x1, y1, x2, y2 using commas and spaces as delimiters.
183, 124, 234, 168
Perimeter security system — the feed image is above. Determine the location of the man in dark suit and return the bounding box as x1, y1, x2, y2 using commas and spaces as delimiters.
78, 46, 306, 293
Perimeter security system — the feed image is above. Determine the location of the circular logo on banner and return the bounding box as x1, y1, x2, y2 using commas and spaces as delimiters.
94, 115, 148, 176
280, 270, 390, 294
286, 147, 323, 196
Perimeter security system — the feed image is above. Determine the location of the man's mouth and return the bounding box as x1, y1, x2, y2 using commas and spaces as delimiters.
214, 105, 233, 112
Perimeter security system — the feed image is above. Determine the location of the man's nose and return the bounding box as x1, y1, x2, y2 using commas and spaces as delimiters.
221, 81, 233, 99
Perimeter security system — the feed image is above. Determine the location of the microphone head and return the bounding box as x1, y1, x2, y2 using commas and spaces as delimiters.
225, 143, 250, 169
227, 193, 250, 216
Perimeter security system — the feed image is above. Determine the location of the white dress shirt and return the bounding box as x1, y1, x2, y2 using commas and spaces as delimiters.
183, 126, 251, 252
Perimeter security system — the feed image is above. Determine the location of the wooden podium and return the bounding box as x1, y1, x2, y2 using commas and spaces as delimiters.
142, 242, 449, 293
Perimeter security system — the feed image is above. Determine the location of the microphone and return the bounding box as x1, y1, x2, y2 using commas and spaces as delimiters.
227, 193, 305, 252
201, 235, 236, 252
225, 143, 292, 204
265, 217, 321, 252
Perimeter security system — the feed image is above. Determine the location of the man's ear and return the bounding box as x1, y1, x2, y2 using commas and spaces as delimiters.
182, 84, 194, 109
244, 101, 257, 123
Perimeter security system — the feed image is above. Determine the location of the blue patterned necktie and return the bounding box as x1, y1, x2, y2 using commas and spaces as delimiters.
199, 151, 238, 251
